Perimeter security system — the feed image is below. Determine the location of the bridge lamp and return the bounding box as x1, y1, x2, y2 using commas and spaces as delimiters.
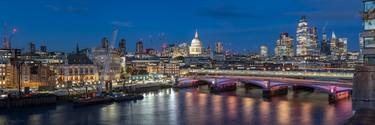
330, 86, 337, 93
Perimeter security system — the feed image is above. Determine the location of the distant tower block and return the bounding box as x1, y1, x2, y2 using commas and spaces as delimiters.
215, 42, 223, 54
260, 45, 268, 57
40, 43, 47, 52
101, 37, 109, 48
28, 42, 36, 53
119, 38, 126, 55
136, 40, 143, 54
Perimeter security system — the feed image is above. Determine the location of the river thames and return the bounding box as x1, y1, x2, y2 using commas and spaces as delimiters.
0, 86, 352, 125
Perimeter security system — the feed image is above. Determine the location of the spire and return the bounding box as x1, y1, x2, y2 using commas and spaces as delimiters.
76, 43, 80, 54
195, 29, 199, 38
332, 31, 336, 39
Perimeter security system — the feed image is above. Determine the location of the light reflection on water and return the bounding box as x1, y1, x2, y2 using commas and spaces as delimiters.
0, 87, 352, 125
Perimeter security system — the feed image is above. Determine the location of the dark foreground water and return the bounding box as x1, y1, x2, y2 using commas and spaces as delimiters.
0, 86, 352, 125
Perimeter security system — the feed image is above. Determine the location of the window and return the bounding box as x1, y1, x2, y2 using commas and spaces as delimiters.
365, 19, 375, 30
365, 1, 375, 12
365, 37, 375, 48
365, 55, 375, 65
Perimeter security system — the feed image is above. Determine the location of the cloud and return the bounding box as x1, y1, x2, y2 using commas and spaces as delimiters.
44, 4, 88, 14
284, 11, 360, 21
110, 21, 133, 28
198, 5, 259, 19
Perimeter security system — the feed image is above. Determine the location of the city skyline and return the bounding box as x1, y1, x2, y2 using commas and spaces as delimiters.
0, 0, 361, 52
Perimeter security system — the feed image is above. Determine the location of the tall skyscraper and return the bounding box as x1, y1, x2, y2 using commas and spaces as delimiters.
296, 16, 319, 58
136, 40, 144, 54
101, 37, 109, 48
40, 44, 47, 52
260, 45, 268, 57
275, 32, 294, 59
189, 30, 203, 55
320, 32, 330, 55
28, 42, 36, 53
330, 32, 338, 60
296, 16, 309, 56
215, 42, 223, 54
337, 38, 348, 60
118, 38, 126, 56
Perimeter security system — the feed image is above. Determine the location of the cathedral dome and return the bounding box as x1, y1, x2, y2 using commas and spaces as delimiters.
190, 30, 203, 55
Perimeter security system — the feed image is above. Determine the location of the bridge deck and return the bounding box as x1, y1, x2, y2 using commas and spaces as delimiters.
178, 77, 352, 94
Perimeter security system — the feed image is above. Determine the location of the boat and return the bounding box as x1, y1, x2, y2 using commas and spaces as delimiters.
73, 96, 112, 107
111, 94, 144, 102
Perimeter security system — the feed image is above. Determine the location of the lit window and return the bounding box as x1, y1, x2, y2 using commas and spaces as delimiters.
365, 55, 375, 65
365, 1, 375, 12
365, 37, 375, 48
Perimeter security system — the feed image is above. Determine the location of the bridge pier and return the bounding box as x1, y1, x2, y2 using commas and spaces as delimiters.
262, 80, 288, 98
329, 91, 351, 103
262, 86, 289, 98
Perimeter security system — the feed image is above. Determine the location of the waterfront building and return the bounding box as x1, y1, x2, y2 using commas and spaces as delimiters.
147, 62, 180, 76
189, 30, 203, 55
359, 34, 364, 62
92, 39, 122, 83
130, 57, 160, 74
183, 56, 211, 69
353, 0, 375, 111
0, 49, 20, 88
274, 32, 294, 59
57, 49, 98, 86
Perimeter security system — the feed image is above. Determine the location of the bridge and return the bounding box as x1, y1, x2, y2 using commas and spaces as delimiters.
176, 77, 352, 102
181, 69, 354, 79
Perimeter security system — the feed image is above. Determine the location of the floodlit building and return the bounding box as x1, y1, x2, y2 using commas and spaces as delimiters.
189, 30, 203, 55
353, 0, 375, 111
320, 32, 331, 56
337, 38, 348, 60
296, 16, 319, 59
57, 49, 99, 86
260, 45, 268, 57
275, 32, 294, 59
215, 42, 224, 54
92, 38, 122, 83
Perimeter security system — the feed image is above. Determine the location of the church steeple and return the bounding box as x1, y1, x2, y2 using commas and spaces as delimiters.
195, 29, 199, 38
76, 43, 80, 54
332, 31, 336, 39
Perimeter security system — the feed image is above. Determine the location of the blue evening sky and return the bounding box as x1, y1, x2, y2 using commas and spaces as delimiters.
0, 0, 362, 53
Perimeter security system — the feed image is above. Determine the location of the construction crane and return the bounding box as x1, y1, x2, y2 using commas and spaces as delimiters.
2, 23, 16, 49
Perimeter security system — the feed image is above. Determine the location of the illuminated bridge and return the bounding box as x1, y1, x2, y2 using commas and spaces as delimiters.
177, 77, 352, 102
181, 69, 354, 79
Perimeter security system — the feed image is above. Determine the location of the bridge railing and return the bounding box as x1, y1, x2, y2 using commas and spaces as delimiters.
182, 69, 353, 79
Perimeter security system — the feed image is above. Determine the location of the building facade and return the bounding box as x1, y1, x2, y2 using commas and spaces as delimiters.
275, 32, 294, 59
296, 16, 319, 58
260, 45, 268, 57
189, 30, 203, 55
